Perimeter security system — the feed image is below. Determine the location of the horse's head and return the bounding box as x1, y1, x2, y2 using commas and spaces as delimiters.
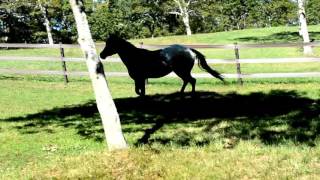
100, 35, 120, 59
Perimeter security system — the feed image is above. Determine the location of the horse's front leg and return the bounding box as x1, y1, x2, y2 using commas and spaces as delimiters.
140, 81, 145, 96
134, 80, 141, 95
134, 83, 140, 95
134, 79, 146, 96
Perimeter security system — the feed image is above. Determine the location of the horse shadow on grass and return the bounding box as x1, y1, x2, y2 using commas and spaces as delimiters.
1, 90, 319, 147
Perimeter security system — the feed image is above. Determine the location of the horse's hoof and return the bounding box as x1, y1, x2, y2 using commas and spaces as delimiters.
138, 94, 146, 99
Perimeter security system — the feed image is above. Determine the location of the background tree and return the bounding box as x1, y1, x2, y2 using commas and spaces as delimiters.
220, 0, 249, 30
89, 0, 143, 39
267, 0, 297, 26
0, 0, 36, 43
0, 0, 318, 42
305, 0, 320, 25
131, 0, 168, 38
167, 0, 197, 36
37, 0, 55, 44
0, 0, 77, 43
298, 0, 313, 54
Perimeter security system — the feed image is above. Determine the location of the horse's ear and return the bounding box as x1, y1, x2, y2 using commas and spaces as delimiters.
106, 34, 111, 40
107, 34, 118, 41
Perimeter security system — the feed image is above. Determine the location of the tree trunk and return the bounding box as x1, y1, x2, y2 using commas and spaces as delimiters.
38, 1, 54, 45
69, 0, 127, 150
298, 0, 313, 55
182, 11, 192, 36
174, 0, 192, 36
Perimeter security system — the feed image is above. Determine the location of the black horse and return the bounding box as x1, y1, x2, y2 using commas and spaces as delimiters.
100, 35, 224, 96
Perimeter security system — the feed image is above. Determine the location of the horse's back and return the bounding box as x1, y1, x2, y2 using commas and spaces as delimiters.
126, 45, 196, 79
160, 45, 196, 64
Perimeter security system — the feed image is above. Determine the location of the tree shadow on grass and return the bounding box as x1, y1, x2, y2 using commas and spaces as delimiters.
0, 75, 23, 81
234, 31, 320, 43
1, 90, 319, 146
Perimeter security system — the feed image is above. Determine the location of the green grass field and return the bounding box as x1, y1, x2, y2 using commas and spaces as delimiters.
1, 26, 320, 179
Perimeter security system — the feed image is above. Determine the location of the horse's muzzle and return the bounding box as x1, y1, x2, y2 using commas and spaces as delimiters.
99, 53, 107, 60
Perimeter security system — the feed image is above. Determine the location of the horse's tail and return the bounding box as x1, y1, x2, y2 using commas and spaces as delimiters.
191, 48, 224, 82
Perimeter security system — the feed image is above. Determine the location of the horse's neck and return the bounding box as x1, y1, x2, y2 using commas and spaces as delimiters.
117, 40, 138, 63
120, 39, 136, 50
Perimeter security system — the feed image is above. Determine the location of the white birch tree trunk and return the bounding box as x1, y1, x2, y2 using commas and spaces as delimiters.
174, 0, 192, 36
38, 0, 54, 45
298, 0, 313, 55
182, 10, 192, 36
69, 0, 127, 150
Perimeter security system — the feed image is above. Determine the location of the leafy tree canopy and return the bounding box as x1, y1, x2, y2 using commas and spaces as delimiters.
0, 0, 319, 43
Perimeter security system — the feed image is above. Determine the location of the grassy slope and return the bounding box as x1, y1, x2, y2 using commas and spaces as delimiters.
133, 25, 320, 44
1, 26, 320, 179
133, 25, 320, 59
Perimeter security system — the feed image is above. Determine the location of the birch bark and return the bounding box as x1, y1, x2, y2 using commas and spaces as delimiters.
298, 0, 313, 55
38, 0, 54, 45
69, 0, 127, 150
173, 0, 192, 36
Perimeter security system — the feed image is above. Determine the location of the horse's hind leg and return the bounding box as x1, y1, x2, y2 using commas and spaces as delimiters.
175, 72, 196, 93
189, 77, 196, 93
172, 62, 196, 93
179, 76, 195, 92
169, 53, 197, 93
180, 80, 188, 93
140, 83, 145, 96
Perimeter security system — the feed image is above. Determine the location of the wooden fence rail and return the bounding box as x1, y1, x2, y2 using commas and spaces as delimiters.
1, 42, 320, 84
1, 41, 320, 49
1, 56, 320, 64
1, 69, 320, 79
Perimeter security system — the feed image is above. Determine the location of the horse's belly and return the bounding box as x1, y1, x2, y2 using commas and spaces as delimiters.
128, 65, 171, 79
143, 65, 171, 78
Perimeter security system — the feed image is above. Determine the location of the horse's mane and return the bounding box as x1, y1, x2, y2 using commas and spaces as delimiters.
110, 36, 136, 50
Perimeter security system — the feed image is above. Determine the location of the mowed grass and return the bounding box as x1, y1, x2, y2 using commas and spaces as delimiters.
0, 76, 320, 179
133, 25, 320, 44
1, 26, 320, 179
133, 25, 320, 59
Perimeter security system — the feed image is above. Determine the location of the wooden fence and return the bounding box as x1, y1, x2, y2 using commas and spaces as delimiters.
0, 42, 320, 84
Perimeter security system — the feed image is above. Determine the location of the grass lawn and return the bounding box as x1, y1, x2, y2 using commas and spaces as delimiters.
0, 76, 320, 179
0, 26, 320, 179
133, 25, 320, 44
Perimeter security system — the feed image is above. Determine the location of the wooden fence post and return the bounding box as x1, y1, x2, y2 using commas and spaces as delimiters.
59, 42, 69, 84
234, 42, 243, 85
